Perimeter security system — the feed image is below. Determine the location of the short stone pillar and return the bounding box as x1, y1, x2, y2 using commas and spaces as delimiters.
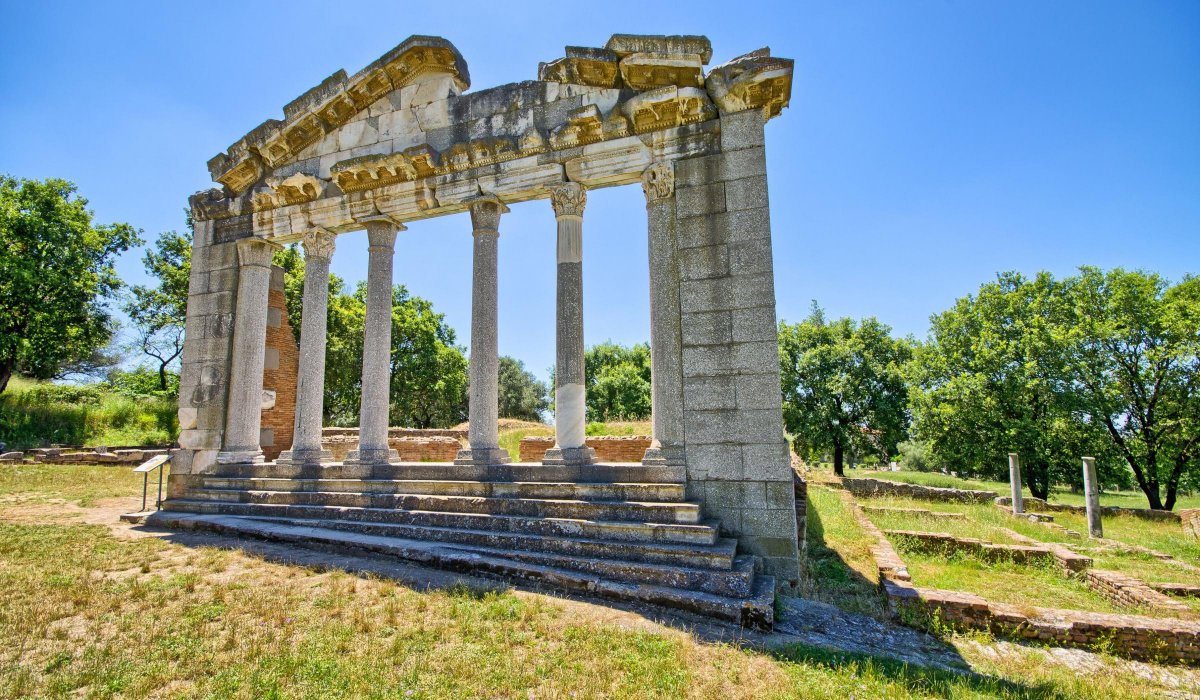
1082, 456, 1103, 537
217, 237, 280, 465
1008, 452, 1024, 514
455, 196, 512, 466
346, 217, 404, 470
640, 162, 685, 466
544, 182, 596, 466
278, 229, 337, 467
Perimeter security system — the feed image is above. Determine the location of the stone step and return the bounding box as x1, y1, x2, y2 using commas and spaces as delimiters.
206, 461, 685, 484
183, 489, 702, 524
161, 499, 719, 545
146, 511, 774, 630
200, 477, 687, 503
247, 515, 737, 571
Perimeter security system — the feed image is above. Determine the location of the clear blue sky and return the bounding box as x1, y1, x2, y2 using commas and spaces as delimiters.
2, 1, 1197, 382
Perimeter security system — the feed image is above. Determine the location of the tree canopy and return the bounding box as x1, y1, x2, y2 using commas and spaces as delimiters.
275, 246, 468, 428
0, 176, 141, 393
582, 342, 652, 422
497, 356, 549, 422
123, 225, 192, 391
779, 303, 912, 476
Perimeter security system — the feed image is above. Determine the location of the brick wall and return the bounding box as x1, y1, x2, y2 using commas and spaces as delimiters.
259, 267, 298, 461
322, 427, 469, 441
518, 436, 653, 463
320, 435, 461, 462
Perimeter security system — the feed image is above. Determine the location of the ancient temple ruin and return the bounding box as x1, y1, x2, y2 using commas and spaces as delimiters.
156, 34, 799, 628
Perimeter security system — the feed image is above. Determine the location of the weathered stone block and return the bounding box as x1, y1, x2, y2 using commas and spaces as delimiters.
765, 481, 796, 509
731, 341, 780, 373
683, 376, 737, 411
682, 345, 733, 378
680, 277, 733, 313
675, 148, 766, 188
741, 509, 794, 537
743, 443, 793, 481
680, 310, 732, 346
675, 182, 725, 218
728, 238, 773, 276
731, 305, 778, 343
705, 481, 745, 507
678, 244, 729, 280
736, 409, 786, 444
685, 444, 743, 480
725, 175, 770, 212
734, 373, 784, 410
719, 109, 766, 151
730, 273, 776, 310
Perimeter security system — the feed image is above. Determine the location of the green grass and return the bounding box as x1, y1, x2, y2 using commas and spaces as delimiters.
891, 543, 1129, 616
0, 377, 177, 450
0, 464, 1189, 698
1051, 510, 1200, 567
863, 469, 1200, 510
798, 486, 889, 618
0, 462, 163, 508
495, 420, 655, 461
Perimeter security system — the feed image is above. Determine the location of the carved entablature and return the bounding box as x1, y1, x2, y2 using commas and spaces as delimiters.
538, 47, 620, 88
705, 48, 794, 119
550, 105, 605, 149
192, 34, 794, 226
622, 87, 716, 134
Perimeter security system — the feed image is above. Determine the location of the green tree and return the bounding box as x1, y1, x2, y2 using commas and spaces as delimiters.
123, 227, 192, 391
0, 176, 141, 393
497, 356, 549, 422
274, 246, 468, 428
580, 342, 652, 422
1061, 268, 1199, 510
779, 303, 912, 476
908, 272, 1112, 499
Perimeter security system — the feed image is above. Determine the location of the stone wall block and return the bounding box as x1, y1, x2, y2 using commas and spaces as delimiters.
683, 376, 737, 411
734, 372, 784, 411
731, 305, 778, 343
743, 443, 793, 481
705, 481, 746, 507
736, 409, 786, 444
728, 238, 773, 276
677, 212, 731, 249
680, 310, 732, 346
675, 148, 766, 188
684, 409, 741, 444
678, 245, 729, 280
724, 175, 770, 212
681, 345, 734, 378
730, 273, 777, 310
727, 207, 772, 243
685, 444, 743, 480
732, 342, 781, 375
719, 109, 766, 151
680, 277, 734, 313
675, 183, 726, 219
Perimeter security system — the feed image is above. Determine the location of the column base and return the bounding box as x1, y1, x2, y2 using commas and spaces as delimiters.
542, 446, 597, 466
454, 447, 512, 466
642, 444, 687, 466
344, 448, 399, 466
216, 449, 265, 465
275, 449, 334, 468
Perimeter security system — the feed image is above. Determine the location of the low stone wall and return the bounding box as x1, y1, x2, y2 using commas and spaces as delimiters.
518, 436, 653, 463
884, 529, 1064, 568
861, 506, 966, 520
842, 477, 997, 504
884, 578, 1200, 664
320, 435, 462, 462
1182, 510, 1200, 539
793, 471, 807, 553
1084, 569, 1193, 614
4, 447, 172, 465
996, 496, 1182, 523
845, 487, 1200, 664
1153, 582, 1200, 598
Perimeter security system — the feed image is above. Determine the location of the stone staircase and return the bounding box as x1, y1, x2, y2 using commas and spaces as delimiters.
149, 462, 775, 629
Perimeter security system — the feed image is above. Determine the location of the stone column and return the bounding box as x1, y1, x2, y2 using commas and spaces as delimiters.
278, 228, 337, 467
1082, 456, 1103, 537
543, 182, 596, 466
455, 196, 512, 466
641, 162, 686, 466
346, 217, 405, 470
1008, 452, 1024, 514
217, 237, 280, 465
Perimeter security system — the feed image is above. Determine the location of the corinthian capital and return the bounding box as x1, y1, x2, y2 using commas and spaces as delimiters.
301, 227, 337, 262
641, 161, 675, 203
547, 182, 587, 218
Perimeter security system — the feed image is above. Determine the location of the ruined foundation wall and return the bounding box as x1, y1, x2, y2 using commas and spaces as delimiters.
260, 267, 298, 461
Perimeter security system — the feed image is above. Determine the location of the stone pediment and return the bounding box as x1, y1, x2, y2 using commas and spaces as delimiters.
193, 34, 794, 240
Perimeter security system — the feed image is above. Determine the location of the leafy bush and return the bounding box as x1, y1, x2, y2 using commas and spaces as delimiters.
0, 379, 177, 449
897, 440, 938, 472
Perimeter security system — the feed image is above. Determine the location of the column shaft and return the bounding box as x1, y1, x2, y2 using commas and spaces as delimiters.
217, 238, 279, 464
1008, 452, 1024, 514
641, 162, 686, 466
544, 183, 595, 466
280, 229, 336, 466
456, 196, 511, 466
348, 221, 403, 468
1083, 456, 1103, 537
